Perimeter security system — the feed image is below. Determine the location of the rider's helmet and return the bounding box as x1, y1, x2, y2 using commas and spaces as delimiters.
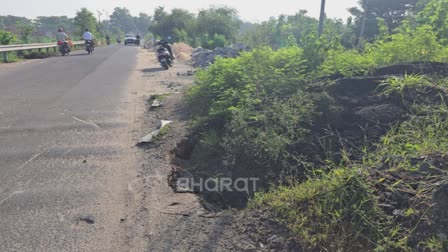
58, 28, 64, 32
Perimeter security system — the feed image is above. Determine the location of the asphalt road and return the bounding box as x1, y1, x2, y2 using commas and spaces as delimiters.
0, 45, 139, 252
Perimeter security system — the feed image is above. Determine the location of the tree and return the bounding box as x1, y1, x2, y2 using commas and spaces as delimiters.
239, 22, 257, 34
0, 30, 15, 45
110, 7, 136, 33
196, 7, 241, 43
73, 8, 97, 37
16, 22, 34, 43
35, 16, 74, 37
241, 10, 320, 49
318, 0, 326, 36
349, 0, 420, 43
134, 13, 151, 35
150, 7, 196, 42
417, 0, 448, 43
0, 15, 31, 31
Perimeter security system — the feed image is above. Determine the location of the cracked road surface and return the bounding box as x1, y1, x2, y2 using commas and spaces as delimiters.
0, 45, 140, 252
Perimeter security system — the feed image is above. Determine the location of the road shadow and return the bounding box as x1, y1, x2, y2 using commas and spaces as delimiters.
140, 68, 163, 73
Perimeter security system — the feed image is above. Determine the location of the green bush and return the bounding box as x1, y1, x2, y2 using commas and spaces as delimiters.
207, 33, 228, 48
188, 46, 307, 122
319, 49, 376, 77
317, 24, 448, 78
0, 30, 15, 45
188, 46, 316, 173
370, 25, 445, 65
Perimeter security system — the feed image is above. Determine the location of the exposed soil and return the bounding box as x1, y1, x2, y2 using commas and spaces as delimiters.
172, 43, 193, 62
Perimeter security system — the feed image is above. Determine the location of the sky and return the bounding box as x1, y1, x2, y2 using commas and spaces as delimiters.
0, 0, 360, 23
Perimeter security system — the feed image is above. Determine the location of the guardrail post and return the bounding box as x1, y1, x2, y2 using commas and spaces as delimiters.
2, 51, 8, 62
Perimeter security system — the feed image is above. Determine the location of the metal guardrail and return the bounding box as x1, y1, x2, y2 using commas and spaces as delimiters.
1, 41, 85, 62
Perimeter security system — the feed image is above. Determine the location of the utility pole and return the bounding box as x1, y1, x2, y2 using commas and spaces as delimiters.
358, 6, 368, 48
318, 0, 326, 37
97, 10, 104, 37
97, 10, 102, 24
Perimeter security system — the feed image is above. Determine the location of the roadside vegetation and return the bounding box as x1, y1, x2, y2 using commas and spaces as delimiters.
184, 0, 448, 250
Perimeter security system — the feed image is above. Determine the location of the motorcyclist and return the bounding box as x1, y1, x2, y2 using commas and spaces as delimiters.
136, 34, 141, 46
106, 34, 110, 45
156, 39, 174, 60
56, 28, 71, 51
116, 36, 121, 44
82, 29, 95, 50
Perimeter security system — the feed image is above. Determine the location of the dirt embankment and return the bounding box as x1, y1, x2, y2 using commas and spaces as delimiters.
131, 40, 448, 251
166, 62, 448, 251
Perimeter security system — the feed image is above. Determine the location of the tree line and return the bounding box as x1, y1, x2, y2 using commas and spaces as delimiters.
0, 7, 151, 45
0, 0, 445, 50
0, 5, 241, 47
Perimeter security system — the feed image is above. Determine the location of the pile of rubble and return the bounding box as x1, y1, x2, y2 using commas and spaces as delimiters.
192, 43, 249, 68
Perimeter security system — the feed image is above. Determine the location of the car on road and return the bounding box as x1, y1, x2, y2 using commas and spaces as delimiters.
124, 34, 137, 45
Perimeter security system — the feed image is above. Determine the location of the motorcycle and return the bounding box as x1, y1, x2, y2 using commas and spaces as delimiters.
106, 37, 111, 45
85, 40, 94, 54
58, 41, 70, 56
157, 46, 172, 70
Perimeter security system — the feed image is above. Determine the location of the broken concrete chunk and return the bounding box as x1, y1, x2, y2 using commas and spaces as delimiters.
150, 99, 162, 108
160, 120, 173, 128
138, 129, 160, 143
138, 120, 173, 143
